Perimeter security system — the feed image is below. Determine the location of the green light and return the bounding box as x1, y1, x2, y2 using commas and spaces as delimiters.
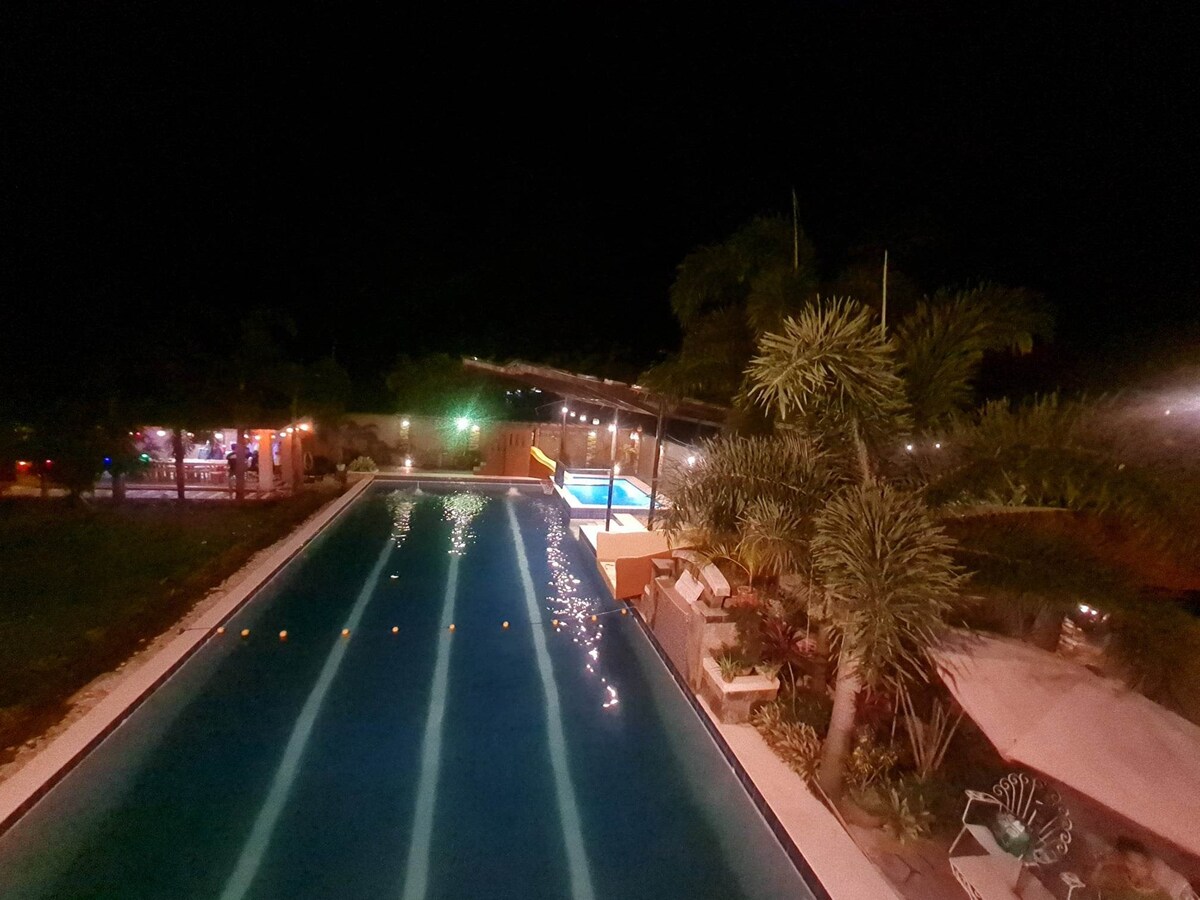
455, 417, 470, 432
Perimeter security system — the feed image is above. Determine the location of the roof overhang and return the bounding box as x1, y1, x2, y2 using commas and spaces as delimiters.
462, 359, 728, 427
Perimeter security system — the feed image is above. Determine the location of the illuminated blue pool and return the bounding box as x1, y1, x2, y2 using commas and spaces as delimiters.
560, 477, 651, 509
0, 483, 817, 899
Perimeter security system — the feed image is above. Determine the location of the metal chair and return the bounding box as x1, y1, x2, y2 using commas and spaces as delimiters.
949, 772, 1074, 868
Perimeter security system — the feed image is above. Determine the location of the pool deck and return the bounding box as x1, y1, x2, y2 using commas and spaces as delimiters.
0, 476, 375, 833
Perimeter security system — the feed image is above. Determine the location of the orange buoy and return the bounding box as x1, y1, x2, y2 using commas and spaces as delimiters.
341, 628, 350, 638
279, 630, 288, 641
591, 614, 598, 623
448, 623, 456, 632
551, 619, 559, 627
240, 628, 250, 639
502, 621, 510, 629
216, 626, 226, 635
621, 608, 628, 616
391, 626, 399, 634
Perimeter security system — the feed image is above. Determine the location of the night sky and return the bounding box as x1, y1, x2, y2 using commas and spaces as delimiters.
4, 1, 1198, 406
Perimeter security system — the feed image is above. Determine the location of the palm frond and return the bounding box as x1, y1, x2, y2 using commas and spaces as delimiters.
896, 283, 1052, 427
746, 298, 911, 450
812, 483, 965, 686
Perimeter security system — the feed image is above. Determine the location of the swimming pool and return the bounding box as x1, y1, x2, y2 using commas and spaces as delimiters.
560, 477, 651, 509
0, 484, 817, 899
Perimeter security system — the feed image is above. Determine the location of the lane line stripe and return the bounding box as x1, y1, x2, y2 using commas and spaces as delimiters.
219, 537, 394, 900
506, 504, 596, 900
399, 553, 460, 900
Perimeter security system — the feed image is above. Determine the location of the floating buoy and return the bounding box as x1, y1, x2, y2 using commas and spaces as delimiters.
240, 629, 250, 639
551, 619, 559, 627
621, 608, 628, 616
448, 623, 456, 632
279, 630, 288, 641
389, 575, 399, 580
391, 626, 399, 634
591, 614, 598, 623
341, 628, 350, 638
502, 621, 510, 629
216, 626, 226, 635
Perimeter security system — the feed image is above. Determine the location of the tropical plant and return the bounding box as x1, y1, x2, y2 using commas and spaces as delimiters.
810, 483, 964, 800
895, 283, 1051, 427
716, 650, 744, 683
899, 687, 964, 781
747, 299, 910, 473
642, 216, 819, 403
751, 701, 823, 783
348, 456, 378, 472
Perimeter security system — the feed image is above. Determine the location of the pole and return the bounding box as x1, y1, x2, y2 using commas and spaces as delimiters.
559, 402, 568, 465
880, 249, 889, 339
605, 407, 619, 532
647, 399, 666, 528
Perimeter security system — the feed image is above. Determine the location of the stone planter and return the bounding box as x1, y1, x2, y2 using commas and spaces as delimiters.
698, 655, 780, 724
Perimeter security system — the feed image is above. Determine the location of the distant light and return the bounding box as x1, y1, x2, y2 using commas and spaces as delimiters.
471, 424, 480, 433
1165, 409, 1172, 416
455, 417, 470, 431
607, 424, 616, 433
614, 464, 621, 475
570, 412, 577, 418
400, 418, 410, 428
44, 459, 52, 466
404, 457, 413, 467
934, 442, 942, 449
286, 426, 294, 434
630, 432, 639, 441
298, 423, 310, 432
156, 429, 167, 437
104, 457, 112, 465
905, 443, 914, 452
186, 432, 194, 438
561, 406, 569, 415
686, 455, 696, 467
592, 418, 600, 425
214, 431, 224, 441
588, 431, 597, 438
531, 388, 541, 393
1078, 603, 1091, 613
16, 460, 30, 468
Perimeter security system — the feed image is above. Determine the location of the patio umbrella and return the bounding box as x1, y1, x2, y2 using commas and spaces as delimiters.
933, 630, 1200, 859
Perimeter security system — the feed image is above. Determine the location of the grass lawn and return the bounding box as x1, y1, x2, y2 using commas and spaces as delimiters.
0, 490, 338, 756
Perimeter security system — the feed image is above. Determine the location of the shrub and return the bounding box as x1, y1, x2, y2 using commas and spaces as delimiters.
752, 701, 822, 783
348, 456, 378, 472
846, 727, 901, 792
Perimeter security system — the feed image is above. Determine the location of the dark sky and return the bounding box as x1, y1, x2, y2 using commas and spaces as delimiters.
4, 1, 1199, 403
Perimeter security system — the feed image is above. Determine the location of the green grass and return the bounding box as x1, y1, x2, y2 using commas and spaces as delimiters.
0, 490, 337, 755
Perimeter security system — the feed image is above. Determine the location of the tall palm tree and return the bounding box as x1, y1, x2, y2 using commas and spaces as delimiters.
810, 483, 962, 798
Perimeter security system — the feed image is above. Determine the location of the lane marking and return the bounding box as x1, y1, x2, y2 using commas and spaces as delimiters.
399, 553, 460, 900
506, 504, 596, 900
219, 538, 394, 900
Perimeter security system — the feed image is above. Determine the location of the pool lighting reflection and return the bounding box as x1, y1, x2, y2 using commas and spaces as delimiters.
442, 492, 487, 556
539, 502, 619, 710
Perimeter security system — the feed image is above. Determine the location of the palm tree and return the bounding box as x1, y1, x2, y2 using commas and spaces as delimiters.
810, 483, 962, 799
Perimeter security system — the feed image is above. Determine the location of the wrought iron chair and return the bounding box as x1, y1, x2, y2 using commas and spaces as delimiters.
949, 773, 1082, 898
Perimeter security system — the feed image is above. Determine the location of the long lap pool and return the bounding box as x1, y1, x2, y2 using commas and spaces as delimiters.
0, 483, 817, 899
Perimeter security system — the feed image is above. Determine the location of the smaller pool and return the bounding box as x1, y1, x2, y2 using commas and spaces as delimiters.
561, 477, 650, 509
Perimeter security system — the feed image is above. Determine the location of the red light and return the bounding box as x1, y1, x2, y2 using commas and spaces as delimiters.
44, 459, 52, 466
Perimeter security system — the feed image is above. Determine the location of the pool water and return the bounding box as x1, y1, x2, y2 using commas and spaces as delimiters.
0, 485, 815, 899
561, 477, 650, 508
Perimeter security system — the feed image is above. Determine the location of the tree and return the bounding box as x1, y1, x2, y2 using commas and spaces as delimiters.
642, 216, 818, 403
810, 483, 962, 798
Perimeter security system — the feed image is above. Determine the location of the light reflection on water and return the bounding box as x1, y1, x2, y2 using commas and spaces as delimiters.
385, 491, 417, 547
442, 492, 487, 556
538, 502, 620, 710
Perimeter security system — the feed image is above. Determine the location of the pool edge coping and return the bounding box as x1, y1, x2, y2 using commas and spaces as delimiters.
0, 476, 375, 835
